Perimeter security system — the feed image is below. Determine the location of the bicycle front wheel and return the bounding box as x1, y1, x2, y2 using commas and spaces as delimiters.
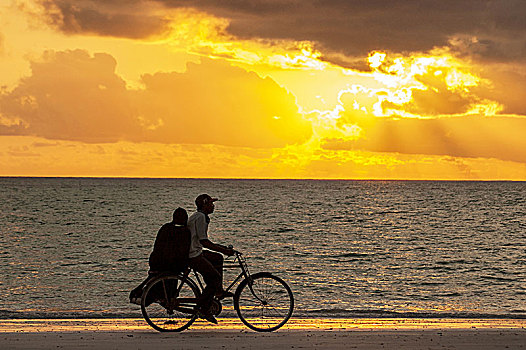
141, 274, 199, 332
234, 272, 294, 332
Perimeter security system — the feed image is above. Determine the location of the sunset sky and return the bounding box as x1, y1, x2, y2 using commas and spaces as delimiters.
1, 0, 525, 179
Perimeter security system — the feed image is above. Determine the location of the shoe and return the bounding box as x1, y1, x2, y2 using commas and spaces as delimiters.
215, 291, 234, 300
198, 310, 218, 324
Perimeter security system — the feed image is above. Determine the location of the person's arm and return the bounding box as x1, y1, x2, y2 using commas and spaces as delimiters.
200, 239, 234, 256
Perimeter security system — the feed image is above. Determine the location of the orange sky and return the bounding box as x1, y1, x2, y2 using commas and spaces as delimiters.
1, 1, 525, 179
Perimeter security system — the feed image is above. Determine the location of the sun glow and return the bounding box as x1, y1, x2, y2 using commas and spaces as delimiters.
162, 9, 328, 71
0, 2, 525, 179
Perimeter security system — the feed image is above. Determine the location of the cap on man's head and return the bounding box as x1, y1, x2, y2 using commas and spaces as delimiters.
195, 194, 218, 209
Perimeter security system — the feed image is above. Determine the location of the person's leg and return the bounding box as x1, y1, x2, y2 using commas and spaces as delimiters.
188, 253, 221, 310
202, 250, 233, 299
202, 250, 224, 287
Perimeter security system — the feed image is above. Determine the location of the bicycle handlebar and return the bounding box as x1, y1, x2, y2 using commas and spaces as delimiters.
227, 244, 242, 256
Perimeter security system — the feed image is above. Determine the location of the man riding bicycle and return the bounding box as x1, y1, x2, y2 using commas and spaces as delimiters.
137, 195, 294, 332
188, 194, 234, 324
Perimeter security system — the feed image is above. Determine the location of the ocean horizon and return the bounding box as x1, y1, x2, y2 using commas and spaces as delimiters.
2, 176, 525, 181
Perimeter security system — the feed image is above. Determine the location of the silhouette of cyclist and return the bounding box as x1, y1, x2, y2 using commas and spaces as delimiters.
187, 194, 234, 324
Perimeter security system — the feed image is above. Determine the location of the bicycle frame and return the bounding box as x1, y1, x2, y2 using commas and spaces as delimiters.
192, 251, 252, 294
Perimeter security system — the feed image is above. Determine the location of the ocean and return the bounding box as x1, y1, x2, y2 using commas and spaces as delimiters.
0, 178, 524, 319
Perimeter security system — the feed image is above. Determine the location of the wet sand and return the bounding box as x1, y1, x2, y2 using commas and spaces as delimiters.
1, 318, 525, 349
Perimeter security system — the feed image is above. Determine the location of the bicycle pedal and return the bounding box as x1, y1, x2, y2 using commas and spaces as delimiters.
209, 299, 222, 316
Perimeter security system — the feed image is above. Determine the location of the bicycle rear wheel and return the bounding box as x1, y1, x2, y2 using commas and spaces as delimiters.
234, 272, 294, 332
141, 274, 199, 332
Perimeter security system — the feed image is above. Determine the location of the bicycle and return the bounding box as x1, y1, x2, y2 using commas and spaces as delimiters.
140, 249, 294, 332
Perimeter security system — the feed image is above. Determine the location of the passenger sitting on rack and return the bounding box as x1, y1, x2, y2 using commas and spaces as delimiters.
148, 207, 191, 274
129, 207, 191, 306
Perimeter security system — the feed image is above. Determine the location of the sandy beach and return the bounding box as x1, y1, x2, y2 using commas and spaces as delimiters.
1, 318, 524, 349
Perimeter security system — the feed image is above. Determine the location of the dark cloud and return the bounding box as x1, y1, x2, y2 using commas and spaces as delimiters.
174, 0, 526, 63
37, 1, 526, 62
473, 66, 526, 116
37, 0, 170, 38
322, 116, 526, 163
0, 50, 311, 147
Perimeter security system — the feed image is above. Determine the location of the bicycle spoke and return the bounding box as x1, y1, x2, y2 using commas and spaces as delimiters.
265, 305, 286, 318
263, 288, 285, 302
238, 296, 260, 304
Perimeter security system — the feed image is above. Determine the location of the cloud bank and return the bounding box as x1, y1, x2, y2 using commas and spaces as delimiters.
35, 0, 526, 63
0, 50, 312, 147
